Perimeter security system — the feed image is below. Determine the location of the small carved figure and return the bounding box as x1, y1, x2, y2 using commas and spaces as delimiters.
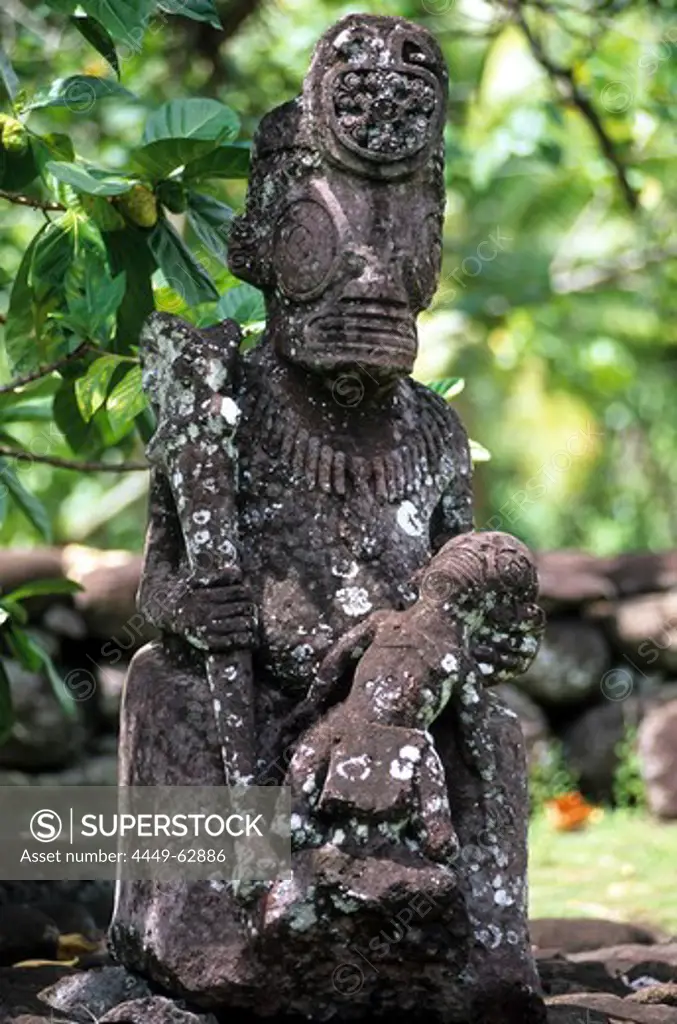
282, 531, 543, 863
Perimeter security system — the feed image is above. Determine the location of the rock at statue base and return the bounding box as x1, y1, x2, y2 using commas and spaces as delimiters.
111, 689, 544, 1021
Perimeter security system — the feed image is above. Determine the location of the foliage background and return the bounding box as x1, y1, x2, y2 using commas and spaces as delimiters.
1, 0, 675, 557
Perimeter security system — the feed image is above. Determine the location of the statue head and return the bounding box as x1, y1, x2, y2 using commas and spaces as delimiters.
228, 14, 449, 385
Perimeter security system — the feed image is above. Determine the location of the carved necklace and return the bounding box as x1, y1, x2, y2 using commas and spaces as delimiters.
242, 370, 454, 504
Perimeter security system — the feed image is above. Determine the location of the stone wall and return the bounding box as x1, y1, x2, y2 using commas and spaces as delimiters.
2, 545, 676, 816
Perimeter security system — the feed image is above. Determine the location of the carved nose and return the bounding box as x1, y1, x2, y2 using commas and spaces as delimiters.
342, 249, 409, 307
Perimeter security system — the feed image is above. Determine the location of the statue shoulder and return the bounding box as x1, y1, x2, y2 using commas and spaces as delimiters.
404, 377, 470, 453
142, 313, 243, 385
199, 318, 244, 374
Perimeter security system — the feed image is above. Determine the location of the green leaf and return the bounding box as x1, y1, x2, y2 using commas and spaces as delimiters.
425, 377, 465, 399
0, 661, 14, 745
216, 283, 265, 326
186, 191, 233, 262
32, 134, 76, 187
29, 213, 112, 348
75, 354, 128, 421
104, 226, 157, 351
4, 578, 83, 603
156, 179, 186, 213
0, 460, 52, 541
6, 630, 39, 672
70, 14, 120, 76
45, 161, 136, 196
2, 225, 73, 380
6, 625, 43, 672
106, 365, 146, 437
53, 380, 102, 454
135, 99, 240, 177
158, 0, 221, 29
0, 480, 7, 534
0, 42, 20, 102
44, 0, 77, 12
184, 143, 251, 182
148, 218, 219, 306
135, 405, 156, 444
79, 193, 126, 231
469, 438, 491, 464
4, 227, 49, 377
74, 0, 154, 43
0, 379, 58, 407
36, 643, 79, 720
25, 75, 135, 112
31, 218, 77, 296
142, 98, 239, 146
54, 262, 126, 345
7, 623, 79, 720
0, 599, 28, 626
0, 144, 38, 191
0, 400, 54, 424
23, 217, 95, 362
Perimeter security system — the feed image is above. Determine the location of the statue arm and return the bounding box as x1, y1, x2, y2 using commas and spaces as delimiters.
429, 407, 474, 552
137, 468, 256, 650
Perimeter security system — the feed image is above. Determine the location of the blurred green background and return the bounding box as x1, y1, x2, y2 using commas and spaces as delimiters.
1, 0, 675, 556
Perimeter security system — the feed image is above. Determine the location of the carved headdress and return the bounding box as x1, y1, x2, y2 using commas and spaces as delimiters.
229, 15, 449, 306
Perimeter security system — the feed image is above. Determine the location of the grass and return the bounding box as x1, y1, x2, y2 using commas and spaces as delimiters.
528, 809, 677, 935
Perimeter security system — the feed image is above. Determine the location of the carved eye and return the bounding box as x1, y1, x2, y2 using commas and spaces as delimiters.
273, 198, 340, 300
402, 38, 440, 75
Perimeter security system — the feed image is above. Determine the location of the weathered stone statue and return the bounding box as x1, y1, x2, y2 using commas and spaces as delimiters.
110, 14, 547, 1023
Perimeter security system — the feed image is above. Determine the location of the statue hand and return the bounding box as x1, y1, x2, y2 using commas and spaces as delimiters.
472, 602, 544, 683
179, 580, 259, 653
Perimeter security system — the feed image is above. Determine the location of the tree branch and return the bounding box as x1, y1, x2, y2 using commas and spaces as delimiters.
0, 447, 148, 472
220, 0, 263, 40
174, 0, 264, 92
0, 189, 65, 212
0, 344, 89, 396
553, 242, 677, 294
0, 343, 139, 396
511, 1, 639, 211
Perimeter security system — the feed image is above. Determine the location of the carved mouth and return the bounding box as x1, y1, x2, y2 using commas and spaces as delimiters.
305, 307, 417, 366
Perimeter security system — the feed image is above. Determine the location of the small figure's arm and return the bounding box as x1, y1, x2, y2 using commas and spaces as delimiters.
273, 611, 390, 752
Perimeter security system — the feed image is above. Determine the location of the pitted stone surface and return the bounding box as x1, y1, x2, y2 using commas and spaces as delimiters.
110, 13, 545, 1023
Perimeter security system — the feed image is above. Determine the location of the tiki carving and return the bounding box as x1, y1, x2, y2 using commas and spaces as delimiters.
110, 14, 547, 1024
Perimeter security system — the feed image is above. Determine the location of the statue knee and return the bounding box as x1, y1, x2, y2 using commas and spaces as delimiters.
121, 640, 171, 714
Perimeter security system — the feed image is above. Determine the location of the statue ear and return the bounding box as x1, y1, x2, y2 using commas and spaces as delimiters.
227, 215, 273, 289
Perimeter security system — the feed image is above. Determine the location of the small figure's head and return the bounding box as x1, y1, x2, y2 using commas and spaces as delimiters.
416, 531, 544, 682
418, 531, 538, 609
228, 14, 448, 387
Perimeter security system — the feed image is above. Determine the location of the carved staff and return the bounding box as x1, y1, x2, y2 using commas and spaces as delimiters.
141, 313, 256, 788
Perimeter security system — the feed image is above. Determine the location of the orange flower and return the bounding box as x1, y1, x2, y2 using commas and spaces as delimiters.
544, 791, 600, 831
